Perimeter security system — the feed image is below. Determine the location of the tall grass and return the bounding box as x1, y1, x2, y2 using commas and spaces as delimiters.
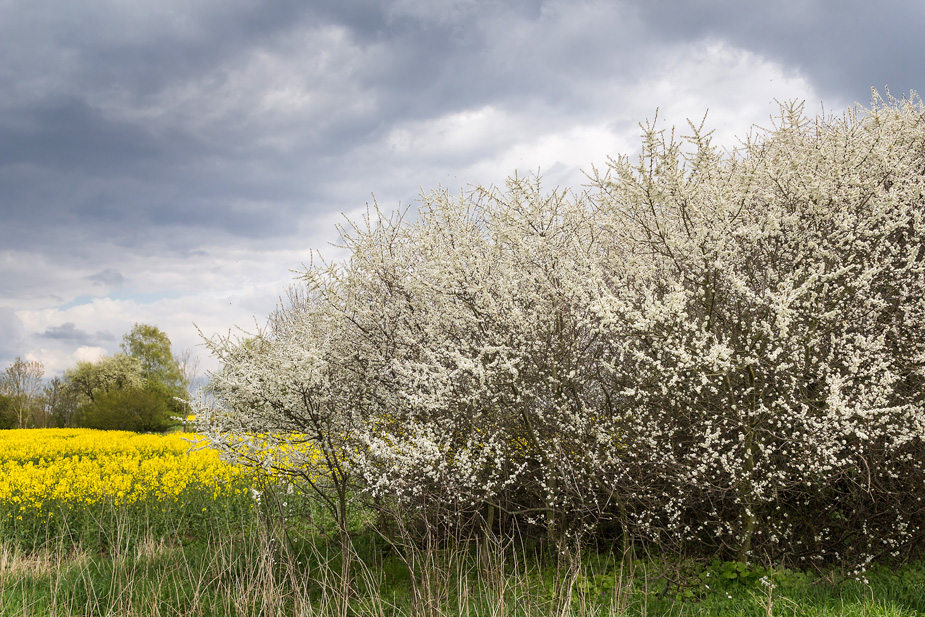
4, 488, 925, 617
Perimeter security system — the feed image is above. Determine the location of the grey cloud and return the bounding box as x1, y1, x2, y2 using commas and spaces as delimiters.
0, 98, 165, 172
86, 269, 126, 287
40, 322, 114, 345
0, 0, 640, 262
40, 323, 87, 340
0, 0, 921, 356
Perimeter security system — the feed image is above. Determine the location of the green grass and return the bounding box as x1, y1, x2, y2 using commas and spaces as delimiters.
3, 483, 925, 616
4, 518, 925, 616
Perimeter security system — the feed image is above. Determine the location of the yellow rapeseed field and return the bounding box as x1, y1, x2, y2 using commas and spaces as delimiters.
0, 429, 255, 532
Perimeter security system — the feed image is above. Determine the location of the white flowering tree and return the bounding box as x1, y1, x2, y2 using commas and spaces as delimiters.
199, 90, 925, 570
196, 282, 380, 602
339, 181, 620, 551
588, 93, 925, 564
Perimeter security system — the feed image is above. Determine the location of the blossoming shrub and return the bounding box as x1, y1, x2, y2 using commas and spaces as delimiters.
0, 429, 257, 548
198, 91, 925, 568
587, 96, 925, 565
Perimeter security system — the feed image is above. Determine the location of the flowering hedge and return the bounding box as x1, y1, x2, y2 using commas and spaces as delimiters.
198, 92, 925, 568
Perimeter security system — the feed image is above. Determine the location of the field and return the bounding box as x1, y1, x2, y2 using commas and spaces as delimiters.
2, 429, 925, 616
0, 429, 256, 550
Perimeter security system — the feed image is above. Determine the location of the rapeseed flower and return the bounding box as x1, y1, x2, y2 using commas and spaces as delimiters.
0, 429, 256, 534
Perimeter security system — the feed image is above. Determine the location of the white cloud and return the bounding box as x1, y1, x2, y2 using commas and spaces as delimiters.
8, 225, 348, 376
632, 40, 840, 147
365, 39, 832, 204
73, 346, 107, 363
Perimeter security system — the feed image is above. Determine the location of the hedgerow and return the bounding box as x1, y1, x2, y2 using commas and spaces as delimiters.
197, 90, 925, 572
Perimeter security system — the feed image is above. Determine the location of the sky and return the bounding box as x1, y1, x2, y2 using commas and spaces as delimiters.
1, 0, 923, 379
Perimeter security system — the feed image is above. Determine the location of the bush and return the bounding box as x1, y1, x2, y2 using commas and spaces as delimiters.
198, 91, 925, 569
78, 384, 174, 432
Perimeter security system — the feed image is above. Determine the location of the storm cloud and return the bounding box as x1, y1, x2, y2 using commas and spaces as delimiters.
1, 0, 921, 375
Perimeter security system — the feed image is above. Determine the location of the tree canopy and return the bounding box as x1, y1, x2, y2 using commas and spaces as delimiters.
1, 357, 45, 428
0, 393, 14, 430
53, 324, 187, 431
0, 323, 190, 431
121, 323, 186, 397
66, 354, 144, 405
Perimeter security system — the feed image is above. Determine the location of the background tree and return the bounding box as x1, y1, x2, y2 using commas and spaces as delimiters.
176, 347, 200, 395
121, 323, 186, 402
65, 323, 186, 432
66, 354, 144, 406
79, 384, 172, 432
175, 347, 201, 426
44, 376, 80, 428
0, 393, 15, 429
1, 357, 45, 428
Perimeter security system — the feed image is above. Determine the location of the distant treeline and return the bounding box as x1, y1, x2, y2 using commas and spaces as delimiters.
0, 323, 197, 432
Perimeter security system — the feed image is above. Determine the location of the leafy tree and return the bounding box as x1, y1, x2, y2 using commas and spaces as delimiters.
61, 325, 186, 432
1, 357, 45, 428
121, 323, 185, 403
79, 384, 172, 432
64, 349, 178, 432
44, 376, 80, 428
66, 354, 144, 405
0, 393, 15, 429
